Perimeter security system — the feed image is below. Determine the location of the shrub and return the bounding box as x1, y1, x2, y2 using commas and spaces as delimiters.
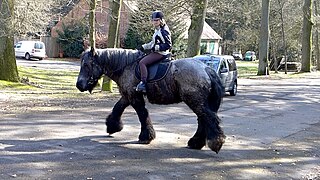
57, 21, 88, 58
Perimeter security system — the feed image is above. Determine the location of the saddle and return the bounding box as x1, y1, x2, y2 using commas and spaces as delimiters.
135, 57, 172, 83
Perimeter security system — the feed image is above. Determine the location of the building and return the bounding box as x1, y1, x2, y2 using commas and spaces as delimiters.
183, 20, 222, 55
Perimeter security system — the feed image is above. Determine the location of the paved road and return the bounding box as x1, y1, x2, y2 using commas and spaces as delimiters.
0, 60, 319, 179
16, 58, 80, 71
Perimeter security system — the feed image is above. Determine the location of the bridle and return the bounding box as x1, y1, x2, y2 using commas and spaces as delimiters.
82, 53, 101, 86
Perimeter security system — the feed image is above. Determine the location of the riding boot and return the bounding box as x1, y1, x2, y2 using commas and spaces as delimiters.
136, 81, 146, 93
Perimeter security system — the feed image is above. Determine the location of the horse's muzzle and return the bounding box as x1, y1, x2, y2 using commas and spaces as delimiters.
76, 80, 87, 92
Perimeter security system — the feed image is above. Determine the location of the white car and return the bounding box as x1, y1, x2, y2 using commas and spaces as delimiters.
14, 41, 46, 60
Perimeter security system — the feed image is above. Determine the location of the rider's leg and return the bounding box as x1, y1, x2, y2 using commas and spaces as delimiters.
136, 52, 164, 92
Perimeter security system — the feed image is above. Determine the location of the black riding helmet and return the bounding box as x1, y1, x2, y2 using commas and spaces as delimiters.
151, 11, 164, 20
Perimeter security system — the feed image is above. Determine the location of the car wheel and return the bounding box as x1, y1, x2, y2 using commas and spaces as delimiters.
229, 82, 237, 96
25, 53, 30, 60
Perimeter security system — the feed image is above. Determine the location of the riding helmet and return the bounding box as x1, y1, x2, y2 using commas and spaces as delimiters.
151, 11, 164, 20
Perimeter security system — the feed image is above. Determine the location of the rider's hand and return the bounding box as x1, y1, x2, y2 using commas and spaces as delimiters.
136, 45, 144, 51
151, 45, 156, 52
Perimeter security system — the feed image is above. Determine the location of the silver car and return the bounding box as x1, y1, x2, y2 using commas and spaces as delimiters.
193, 54, 238, 96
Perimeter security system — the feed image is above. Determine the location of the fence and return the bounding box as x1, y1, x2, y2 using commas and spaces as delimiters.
41, 36, 61, 58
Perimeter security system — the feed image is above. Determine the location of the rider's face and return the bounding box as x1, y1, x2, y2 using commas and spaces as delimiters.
152, 18, 161, 27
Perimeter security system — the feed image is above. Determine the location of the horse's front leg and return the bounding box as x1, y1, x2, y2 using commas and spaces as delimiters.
131, 94, 156, 144
106, 96, 130, 134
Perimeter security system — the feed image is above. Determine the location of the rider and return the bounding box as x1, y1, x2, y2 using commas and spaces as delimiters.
136, 10, 172, 92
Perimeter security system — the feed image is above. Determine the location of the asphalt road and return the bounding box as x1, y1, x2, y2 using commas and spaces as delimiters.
15, 58, 80, 71
0, 59, 319, 179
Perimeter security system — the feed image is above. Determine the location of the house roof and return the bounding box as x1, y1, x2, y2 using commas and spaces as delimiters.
201, 21, 222, 40
183, 21, 222, 40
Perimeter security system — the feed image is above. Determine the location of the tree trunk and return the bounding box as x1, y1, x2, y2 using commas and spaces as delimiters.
258, 0, 270, 75
301, 0, 313, 72
186, 0, 208, 57
102, 0, 122, 92
315, 0, 320, 71
0, 0, 19, 82
270, 37, 278, 73
278, 0, 288, 74
107, 0, 122, 48
89, 0, 96, 48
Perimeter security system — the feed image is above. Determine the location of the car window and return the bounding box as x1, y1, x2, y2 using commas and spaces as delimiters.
227, 59, 237, 71
220, 60, 227, 71
210, 57, 222, 71
15, 43, 22, 48
34, 43, 44, 49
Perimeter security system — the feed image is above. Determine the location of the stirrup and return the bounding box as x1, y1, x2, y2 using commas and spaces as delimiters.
135, 81, 146, 93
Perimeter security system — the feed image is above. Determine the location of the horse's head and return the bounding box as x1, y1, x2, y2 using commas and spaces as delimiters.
76, 47, 104, 93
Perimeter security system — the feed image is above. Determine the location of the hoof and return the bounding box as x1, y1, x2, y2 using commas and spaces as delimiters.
138, 140, 152, 144
187, 137, 206, 150
106, 115, 123, 134
138, 126, 156, 143
207, 135, 226, 154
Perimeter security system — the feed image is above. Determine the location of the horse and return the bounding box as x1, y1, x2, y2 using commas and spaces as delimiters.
76, 47, 226, 153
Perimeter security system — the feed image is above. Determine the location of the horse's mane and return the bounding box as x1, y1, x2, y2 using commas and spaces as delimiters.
97, 48, 144, 72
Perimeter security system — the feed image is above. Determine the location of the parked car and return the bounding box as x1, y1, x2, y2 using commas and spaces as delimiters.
14, 41, 46, 60
232, 52, 243, 60
244, 51, 256, 61
193, 54, 238, 96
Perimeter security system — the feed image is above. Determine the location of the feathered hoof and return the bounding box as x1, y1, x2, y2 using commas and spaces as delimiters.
187, 137, 206, 150
138, 140, 152, 144
106, 115, 123, 134
138, 126, 156, 144
207, 135, 226, 154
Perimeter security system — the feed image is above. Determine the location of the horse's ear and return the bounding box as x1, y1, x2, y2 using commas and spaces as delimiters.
90, 47, 96, 56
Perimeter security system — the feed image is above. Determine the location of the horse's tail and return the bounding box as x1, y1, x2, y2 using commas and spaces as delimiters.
205, 67, 224, 112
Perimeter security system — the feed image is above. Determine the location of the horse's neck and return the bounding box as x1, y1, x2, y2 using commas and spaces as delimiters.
99, 49, 140, 79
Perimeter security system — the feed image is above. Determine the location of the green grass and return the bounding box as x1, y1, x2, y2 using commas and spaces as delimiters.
0, 79, 35, 90
236, 60, 320, 79
0, 66, 79, 93
18, 66, 79, 90
236, 60, 259, 78
1, 60, 319, 93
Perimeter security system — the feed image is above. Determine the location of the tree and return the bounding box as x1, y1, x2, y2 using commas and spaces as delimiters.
107, 0, 122, 48
124, 0, 188, 58
14, 0, 81, 38
258, 0, 270, 75
57, 21, 88, 57
186, 0, 208, 57
315, 0, 320, 71
301, 0, 313, 72
207, 0, 261, 54
102, 0, 123, 92
277, 0, 288, 74
89, 0, 96, 48
0, 0, 19, 82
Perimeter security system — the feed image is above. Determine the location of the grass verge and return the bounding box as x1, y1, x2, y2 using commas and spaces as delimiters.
236, 60, 320, 79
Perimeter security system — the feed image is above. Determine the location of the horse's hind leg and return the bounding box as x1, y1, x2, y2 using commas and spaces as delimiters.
187, 118, 206, 150
203, 110, 225, 153
106, 96, 130, 134
131, 94, 156, 144
186, 102, 225, 153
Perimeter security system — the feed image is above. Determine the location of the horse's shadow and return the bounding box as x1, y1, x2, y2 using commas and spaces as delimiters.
0, 135, 219, 167
1, 135, 314, 179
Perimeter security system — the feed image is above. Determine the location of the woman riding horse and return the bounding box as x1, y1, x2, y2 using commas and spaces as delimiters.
76, 47, 226, 153
136, 11, 172, 93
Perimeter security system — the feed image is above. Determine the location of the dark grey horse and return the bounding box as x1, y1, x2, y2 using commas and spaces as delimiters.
76, 48, 225, 153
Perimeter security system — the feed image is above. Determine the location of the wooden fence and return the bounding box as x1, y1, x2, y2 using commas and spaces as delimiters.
40, 36, 61, 58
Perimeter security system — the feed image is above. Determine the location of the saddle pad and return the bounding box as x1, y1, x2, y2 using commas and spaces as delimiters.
135, 61, 172, 83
